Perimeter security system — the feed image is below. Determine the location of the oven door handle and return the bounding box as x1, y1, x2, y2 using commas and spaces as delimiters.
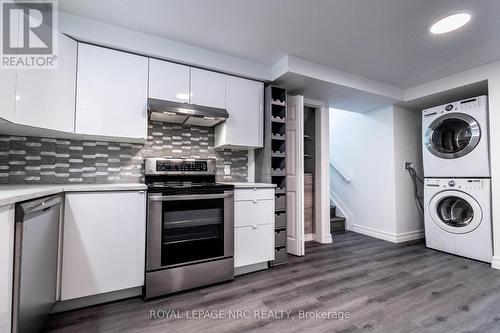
149, 192, 233, 201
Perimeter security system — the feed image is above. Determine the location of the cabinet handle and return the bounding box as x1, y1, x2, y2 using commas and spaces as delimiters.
138, 191, 145, 194
253, 199, 258, 203
252, 225, 258, 229
253, 187, 257, 191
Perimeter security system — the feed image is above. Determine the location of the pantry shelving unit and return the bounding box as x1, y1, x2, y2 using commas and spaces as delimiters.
255, 85, 288, 266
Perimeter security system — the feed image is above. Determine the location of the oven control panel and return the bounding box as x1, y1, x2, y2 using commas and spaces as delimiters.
157, 160, 208, 172
145, 158, 215, 175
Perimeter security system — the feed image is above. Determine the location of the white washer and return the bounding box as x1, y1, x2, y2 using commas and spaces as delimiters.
424, 178, 492, 263
422, 95, 490, 177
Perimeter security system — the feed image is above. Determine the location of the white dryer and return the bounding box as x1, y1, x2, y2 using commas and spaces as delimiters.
424, 178, 492, 263
422, 96, 490, 177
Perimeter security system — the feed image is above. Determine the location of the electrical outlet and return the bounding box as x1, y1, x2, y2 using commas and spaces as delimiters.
224, 165, 231, 175
405, 161, 414, 170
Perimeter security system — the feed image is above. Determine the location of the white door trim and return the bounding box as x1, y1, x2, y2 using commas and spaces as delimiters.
305, 98, 332, 244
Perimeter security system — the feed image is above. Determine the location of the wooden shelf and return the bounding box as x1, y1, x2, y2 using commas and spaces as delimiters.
271, 116, 286, 123
255, 85, 288, 267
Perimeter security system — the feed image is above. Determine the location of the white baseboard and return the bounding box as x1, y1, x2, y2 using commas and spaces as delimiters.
314, 232, 332, 244
350, 224, 424, 244
491, 256, 500, 270
395, 230, 425, 243
52, 286, 142, 313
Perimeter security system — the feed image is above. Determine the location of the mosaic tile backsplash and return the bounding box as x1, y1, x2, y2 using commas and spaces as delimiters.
0, 121, 248, 184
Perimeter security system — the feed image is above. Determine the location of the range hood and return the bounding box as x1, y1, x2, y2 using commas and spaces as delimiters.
148, 98, 229, 127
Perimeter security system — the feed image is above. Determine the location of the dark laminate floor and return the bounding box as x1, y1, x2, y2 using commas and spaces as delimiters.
44, 231, 500, 333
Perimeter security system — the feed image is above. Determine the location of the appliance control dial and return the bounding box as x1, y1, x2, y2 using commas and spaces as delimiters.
448, 180, 455, 187
445, 104, 454, 111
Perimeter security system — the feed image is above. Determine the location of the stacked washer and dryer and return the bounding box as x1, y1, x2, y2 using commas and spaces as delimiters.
422, 95, 492, 263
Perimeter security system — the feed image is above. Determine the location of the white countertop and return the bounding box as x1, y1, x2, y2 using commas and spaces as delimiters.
0, 183, 147, 207
220, 182, 277, 188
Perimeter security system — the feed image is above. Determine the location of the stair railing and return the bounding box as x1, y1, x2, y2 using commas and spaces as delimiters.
329, 160, 351, 183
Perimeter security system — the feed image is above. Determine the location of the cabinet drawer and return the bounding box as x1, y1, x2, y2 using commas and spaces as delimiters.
235, 200, 274, 227
235, 224, 274, 267
275, 229, 286, 247
234, 188, 274, 201
275, 212, 286, 228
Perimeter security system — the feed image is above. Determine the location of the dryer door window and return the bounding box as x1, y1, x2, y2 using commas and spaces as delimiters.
424, 113, 480, 159
436, 196, 474, 227
429, 190, 482, 234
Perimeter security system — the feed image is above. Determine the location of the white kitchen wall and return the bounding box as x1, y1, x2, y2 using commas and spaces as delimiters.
393, 106, 424, 238
329, 105, 424, 242
329, 106, 398, 239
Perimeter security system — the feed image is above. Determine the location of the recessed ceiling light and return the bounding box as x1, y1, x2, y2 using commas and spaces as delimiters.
430, 12, 471, 34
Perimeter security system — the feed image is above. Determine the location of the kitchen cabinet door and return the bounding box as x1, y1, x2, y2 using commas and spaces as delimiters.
15, 34, 77, 132
215, 76, 263, 148
149, 59, 190, 103
75, 44, 148, 139
61, 191, 146, 300
0, 69, 16, 122
0, 205, 14, 333
190, 68, 225, 108
234, 224, 274, 268
0, 10, 19, 122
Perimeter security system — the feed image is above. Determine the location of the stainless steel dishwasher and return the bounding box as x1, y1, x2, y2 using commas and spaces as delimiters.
12, 194, 63, 333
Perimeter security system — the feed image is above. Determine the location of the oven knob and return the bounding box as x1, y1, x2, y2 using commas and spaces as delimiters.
448, 180, 455, 187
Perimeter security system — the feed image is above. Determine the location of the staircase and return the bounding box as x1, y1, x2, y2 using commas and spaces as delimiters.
330, 205, 346, 233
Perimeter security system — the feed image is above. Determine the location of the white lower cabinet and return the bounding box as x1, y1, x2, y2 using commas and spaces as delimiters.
61, 191, 146, 300
235, 224, 274, 267
0, 205, 14, 333
233, 188, 274, 270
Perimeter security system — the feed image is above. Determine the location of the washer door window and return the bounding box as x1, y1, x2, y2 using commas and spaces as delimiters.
424, 113, 480, 159
429, 190, 482, 234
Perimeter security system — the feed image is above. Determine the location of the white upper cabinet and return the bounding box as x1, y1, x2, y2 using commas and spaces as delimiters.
15, 34, 77, 132
149, 59, 190, 103
76, 44, 148, 139
215, 76, 264, 149
0, 10, 20, 123
190, 68, 226, 108
0, 69, 16, 122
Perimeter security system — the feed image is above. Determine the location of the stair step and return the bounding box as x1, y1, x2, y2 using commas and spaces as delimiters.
330, 216, 346, 233
330, 206, 336, 217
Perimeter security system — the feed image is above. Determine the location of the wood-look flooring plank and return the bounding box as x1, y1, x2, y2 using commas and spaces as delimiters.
43, 231, 500, 333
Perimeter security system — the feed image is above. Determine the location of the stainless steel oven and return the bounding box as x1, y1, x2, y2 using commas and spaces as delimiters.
144, 158, 234, 299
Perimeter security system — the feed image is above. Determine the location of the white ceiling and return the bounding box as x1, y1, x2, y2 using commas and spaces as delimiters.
60, 0, 500, 89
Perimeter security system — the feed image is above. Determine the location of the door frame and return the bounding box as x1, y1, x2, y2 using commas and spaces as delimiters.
304, 98, 332, 244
